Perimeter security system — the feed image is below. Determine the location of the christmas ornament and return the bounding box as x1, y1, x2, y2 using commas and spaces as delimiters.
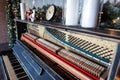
31, 9, 36, 22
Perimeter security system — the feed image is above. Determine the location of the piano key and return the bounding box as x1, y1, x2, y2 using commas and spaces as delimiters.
2, 56, 18, 80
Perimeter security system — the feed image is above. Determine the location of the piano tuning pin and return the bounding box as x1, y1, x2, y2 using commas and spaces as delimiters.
77, 40, 87, 47
69, 37, 75, 42
82, 42, 92, 49
86, 45, 98, 52
104, 53, 112, 57
80, 41, 89, 48
95, 47, 106, 55
61, 33, 64, 37
75, 39, 83, 44
93, 47, 104, 53
68, 35, 71, 38
71, 38, 78, 44
105, 55, 113, 60
73, 38, 80, 45
84, 44, 95, 50
75, 39, 84, 46
97, 50, 108, 56
98, 49, 113, 59
90, 45, 101, 52
109, 58, 113, 61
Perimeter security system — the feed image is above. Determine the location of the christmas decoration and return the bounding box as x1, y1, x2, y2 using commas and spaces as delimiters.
100, 1, 120, 29
12, 0, 20, 19
31, 9, 36, 22
26, 5, 48, 21
39, 5, 48, 21
26, 9, 32, 20
8, 26, 16, 48
6, 1, 14, 26
6, 0, 20, 48
26, 5, 62, 23
37, 6, 46, 21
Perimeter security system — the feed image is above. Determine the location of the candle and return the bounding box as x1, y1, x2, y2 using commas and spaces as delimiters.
20, 3, 26, 20
80, 0, 100, 28
64, 0, 80, 26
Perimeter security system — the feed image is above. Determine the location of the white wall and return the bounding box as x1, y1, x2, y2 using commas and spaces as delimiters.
21, 0, 63, 10
108, 0, 120, 4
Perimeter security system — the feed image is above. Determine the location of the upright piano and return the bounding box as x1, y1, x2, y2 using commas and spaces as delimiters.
0, 19, 120, 80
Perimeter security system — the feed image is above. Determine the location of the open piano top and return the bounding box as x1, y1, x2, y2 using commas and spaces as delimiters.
20, 27, 116, 80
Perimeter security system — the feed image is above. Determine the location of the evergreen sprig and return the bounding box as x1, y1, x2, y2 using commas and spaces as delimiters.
6, 0, 20, 48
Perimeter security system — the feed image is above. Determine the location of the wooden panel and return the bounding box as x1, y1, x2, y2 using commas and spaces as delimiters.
0, 0, 9, 51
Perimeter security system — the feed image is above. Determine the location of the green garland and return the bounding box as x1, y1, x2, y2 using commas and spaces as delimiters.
12, 0, 20, 19
6, 0, 20, 48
